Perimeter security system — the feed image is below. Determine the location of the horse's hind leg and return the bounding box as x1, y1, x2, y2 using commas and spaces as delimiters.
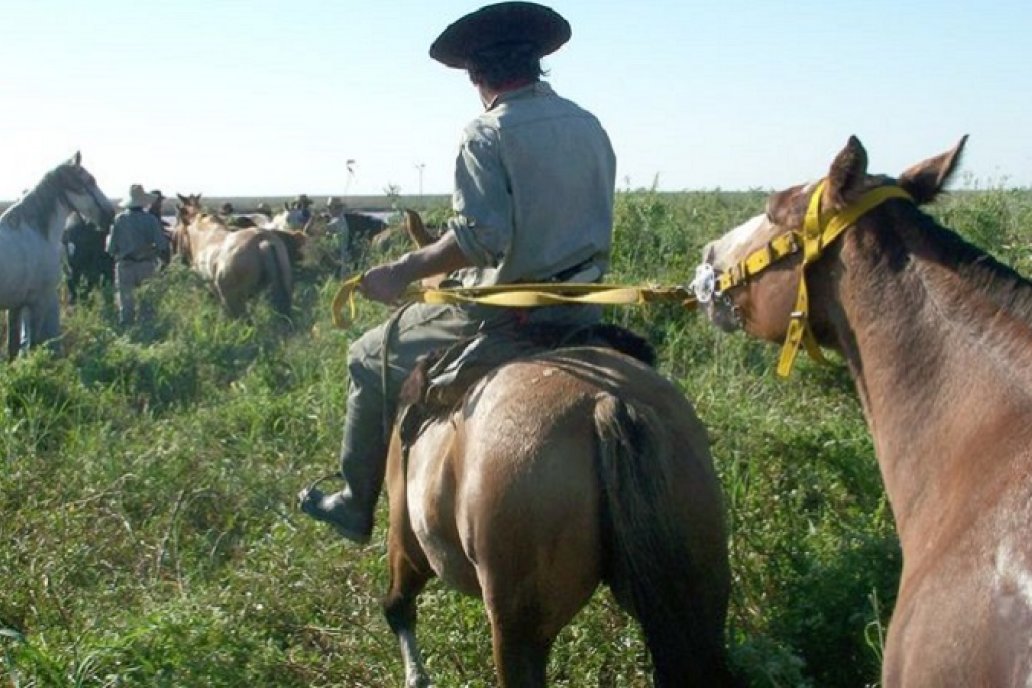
382, 546, 433, 688
6, 308, 22, 361
488, 619, 551, 688
33, 294, 62, 354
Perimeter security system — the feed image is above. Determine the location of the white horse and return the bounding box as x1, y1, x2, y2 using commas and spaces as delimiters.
266, 204, 309, 231
0, 152, 115, 359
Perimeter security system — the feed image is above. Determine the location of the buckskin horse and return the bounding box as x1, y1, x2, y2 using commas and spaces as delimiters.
173, 194, 303, 319
378, 328, 735, 687
0, 152, 115, 359
692, 135, 1032, 687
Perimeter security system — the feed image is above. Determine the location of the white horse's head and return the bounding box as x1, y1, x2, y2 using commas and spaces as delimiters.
56, 152, 116, 229
270, 205, 308, 231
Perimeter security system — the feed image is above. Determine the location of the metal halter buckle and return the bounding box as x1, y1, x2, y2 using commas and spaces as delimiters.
690, 262, 718, 303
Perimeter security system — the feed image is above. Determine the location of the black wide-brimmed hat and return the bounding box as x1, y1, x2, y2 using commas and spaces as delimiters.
429, 2, 571, 69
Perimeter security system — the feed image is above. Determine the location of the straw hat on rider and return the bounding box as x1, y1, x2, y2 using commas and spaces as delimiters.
120, 184, 157, 209
326, 196, 344, 210
429, 2, 571, 69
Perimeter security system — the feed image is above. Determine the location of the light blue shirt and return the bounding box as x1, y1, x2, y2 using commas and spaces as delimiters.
447, 81, 616, 286
106, 208, 168, 261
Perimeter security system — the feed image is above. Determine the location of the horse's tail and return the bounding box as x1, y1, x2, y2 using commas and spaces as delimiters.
593, 393, 736, 688
259, 235, 293, 318
268, 229, 307, 267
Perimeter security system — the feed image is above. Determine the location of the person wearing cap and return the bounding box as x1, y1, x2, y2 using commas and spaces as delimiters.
324, 196, 352, 267
219, 201, 236, 219
294, 194, 313, 228
147, 189, 172, 264
299, 2, 617, 544
106, 184, 170, 326
147, 189, 166, 224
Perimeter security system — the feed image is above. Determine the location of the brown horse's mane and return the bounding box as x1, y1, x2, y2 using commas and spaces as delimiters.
0, 168, 67, 234
905, 206, 1032, 326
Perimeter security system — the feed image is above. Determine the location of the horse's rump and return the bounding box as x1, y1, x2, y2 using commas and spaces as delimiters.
396, 322, 657, 444
254, 231, 293, 317
266, 229, 306, 266
389, 342, 734, 685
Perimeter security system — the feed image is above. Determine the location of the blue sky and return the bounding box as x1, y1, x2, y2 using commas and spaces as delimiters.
2, 0, 1030, 201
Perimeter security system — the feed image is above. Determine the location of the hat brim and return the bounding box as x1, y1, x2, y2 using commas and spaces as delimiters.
430, 2, 571, 69
120, 193, 156, 209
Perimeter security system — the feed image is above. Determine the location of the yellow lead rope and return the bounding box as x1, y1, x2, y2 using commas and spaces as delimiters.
331, 273, 696, 328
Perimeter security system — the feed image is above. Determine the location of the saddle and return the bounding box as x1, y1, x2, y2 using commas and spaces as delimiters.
395, 323, 657, 449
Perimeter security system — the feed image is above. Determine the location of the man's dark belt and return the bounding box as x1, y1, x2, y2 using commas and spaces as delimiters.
526, 259, 598, 284
120, 252, 157, 262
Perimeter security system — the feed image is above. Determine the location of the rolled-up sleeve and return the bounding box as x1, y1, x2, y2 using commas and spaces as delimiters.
449, 126, 513, 268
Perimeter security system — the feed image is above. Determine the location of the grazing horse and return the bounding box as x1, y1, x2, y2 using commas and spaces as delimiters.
173, 194, 299, 319
381, 337, 734, 687
0, 152, 115, 358
693, 135, 1032, 687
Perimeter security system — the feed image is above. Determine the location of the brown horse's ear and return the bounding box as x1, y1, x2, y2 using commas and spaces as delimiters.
403, 209, 434, 248
898, 135, 968, 205
177, 193, 188, 203
826, 136, 868, 210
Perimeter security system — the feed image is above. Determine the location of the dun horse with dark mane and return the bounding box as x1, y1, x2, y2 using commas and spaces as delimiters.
694, 135, 1032, 686
173, 194, 303, 318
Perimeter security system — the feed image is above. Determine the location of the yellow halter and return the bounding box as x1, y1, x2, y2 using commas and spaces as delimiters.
715, 180, 913, 377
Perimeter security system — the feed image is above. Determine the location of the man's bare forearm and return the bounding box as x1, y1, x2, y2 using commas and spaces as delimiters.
394, 231, 471, 283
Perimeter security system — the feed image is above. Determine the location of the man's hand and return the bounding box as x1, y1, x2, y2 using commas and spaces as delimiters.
359, 259, 413, 305
359, 233, 472, 305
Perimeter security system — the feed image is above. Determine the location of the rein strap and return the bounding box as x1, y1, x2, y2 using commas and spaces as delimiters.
331, 274, 696, 329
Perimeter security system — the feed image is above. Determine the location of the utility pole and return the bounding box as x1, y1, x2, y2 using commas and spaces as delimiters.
415, 163, 425, 199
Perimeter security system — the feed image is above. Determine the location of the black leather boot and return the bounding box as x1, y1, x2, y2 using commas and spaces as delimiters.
298, 480, 374, 544
299, 384, 389, 544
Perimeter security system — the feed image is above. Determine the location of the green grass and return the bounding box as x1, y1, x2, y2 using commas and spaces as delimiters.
2, 187, 1030, 687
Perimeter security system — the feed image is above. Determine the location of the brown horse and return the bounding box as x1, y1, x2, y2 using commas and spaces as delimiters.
380, 338, 735, 687
694, 135, 1032, 687
172, 194, 301, 318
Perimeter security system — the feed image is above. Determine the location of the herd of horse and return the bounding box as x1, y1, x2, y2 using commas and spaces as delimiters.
2, 139, 1029, 686
0, 169, 394, 357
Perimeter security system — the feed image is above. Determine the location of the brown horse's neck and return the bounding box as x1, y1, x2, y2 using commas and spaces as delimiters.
180, 216, 232, 262
825, 216, 1032, 541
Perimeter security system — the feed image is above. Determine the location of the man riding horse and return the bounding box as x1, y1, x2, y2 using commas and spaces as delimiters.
299, 1, 617, 543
